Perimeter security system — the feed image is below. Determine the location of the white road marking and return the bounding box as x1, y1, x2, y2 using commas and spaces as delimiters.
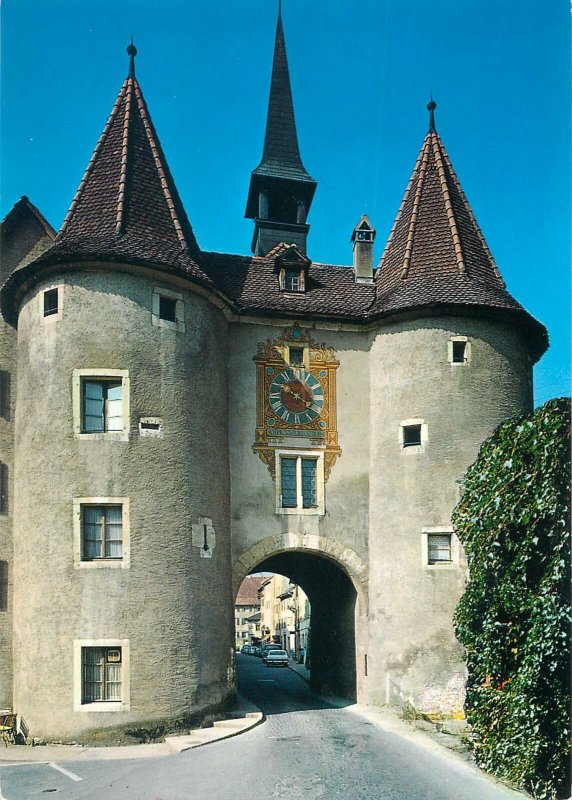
48, 762, 83, 782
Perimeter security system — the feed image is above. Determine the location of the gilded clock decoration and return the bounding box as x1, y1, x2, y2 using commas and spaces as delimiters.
252, 324, 341, 479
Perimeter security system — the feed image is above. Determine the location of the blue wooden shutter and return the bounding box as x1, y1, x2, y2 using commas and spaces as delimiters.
301, 459, 317, 508
281, 458, 297, 507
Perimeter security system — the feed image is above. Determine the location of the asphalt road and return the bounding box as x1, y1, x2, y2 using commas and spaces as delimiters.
0, 654, 525, 800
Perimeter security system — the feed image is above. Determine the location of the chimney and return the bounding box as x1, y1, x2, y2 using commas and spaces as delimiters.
351, 215, 376, 283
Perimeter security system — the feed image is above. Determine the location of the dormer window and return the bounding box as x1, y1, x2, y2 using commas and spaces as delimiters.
285, 270, 301, 292
275, 244, 311, 294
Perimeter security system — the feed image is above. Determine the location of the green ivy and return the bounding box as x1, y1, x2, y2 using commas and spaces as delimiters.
454, 398, 571, 800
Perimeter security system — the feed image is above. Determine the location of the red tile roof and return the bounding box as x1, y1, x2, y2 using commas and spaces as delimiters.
0, 62, 547, 363
236, 576, 265, 606
50, 55, 210, 287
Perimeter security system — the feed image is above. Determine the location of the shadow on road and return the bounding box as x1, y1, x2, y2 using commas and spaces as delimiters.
236, 652, 354, 716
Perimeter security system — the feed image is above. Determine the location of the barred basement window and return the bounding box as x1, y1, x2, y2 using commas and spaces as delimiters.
82, 647, 122, 703
82, 379, 123, 433
427, 534, 452, 565
82, 505, 123, 560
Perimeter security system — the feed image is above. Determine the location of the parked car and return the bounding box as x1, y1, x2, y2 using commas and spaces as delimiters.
253, 646, 262, 656
261, 644, 283, 662
265, 649, 289, 668
241, 644, 251, 654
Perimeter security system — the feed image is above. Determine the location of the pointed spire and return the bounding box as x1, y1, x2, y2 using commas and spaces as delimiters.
427, 95, 436, 132
54, 47, 208, 280
245, 4, 316, 255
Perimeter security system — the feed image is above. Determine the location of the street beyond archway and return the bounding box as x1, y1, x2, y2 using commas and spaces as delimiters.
1, 655, 525, 800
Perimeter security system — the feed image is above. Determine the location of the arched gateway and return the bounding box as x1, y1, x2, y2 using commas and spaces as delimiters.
0, 6, 546, 739
233, 535, 369, 700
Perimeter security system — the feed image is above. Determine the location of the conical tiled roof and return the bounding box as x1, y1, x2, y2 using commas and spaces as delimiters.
38, 44, 210, 284
373, 105, 528, 318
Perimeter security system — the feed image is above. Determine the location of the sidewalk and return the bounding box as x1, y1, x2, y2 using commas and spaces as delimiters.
0, 694, 263, 764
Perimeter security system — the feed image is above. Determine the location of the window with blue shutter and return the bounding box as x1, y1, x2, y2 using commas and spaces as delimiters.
281, 458, 297, 508
301, 459, 317, 508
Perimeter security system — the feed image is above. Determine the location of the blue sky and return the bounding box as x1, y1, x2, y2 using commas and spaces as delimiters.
1, 0, 569, 405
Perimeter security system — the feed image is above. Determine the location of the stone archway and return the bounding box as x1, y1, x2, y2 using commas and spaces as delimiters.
233, 534, 369, 701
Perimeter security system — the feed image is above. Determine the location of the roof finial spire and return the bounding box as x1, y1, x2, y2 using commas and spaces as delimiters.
427, 95, 437, 133
278, 0, 282, 20
127, 36, 137, 78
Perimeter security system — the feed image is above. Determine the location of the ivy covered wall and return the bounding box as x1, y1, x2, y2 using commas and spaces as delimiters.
454, 398, 571, 800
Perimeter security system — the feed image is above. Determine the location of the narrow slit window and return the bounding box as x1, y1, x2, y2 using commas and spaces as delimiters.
0, 463, 8, 514
43, 288, 59, 317
452, 340, 467, 363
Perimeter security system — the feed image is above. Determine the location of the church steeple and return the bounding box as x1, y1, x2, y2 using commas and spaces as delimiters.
245, 3, 317, 256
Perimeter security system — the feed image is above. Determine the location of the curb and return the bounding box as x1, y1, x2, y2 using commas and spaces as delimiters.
0, 694, 264, 763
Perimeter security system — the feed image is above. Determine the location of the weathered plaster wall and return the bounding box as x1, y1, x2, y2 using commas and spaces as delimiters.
12, 269, 233, 737
228, 321, 371, 700
0, 216, 54, 710
367, 316, 533, 713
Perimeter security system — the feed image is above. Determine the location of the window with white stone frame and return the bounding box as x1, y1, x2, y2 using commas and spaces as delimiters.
74, 639, 130, 711
72, 369, 130, 441
275, 450, 325, 515
421, 527, 458, 570
73, 497, 130, 569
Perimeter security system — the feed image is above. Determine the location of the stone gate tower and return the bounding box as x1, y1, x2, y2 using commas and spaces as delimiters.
0, 11, 546, 739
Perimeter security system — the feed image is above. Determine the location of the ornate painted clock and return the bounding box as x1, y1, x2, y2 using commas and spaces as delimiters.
253, 324, 341, 479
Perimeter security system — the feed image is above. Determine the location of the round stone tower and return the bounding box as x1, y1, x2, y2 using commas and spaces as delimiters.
365, 102, 547, 713
0, 47, 233, 738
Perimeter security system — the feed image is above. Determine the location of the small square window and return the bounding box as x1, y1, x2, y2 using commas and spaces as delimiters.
82, 647, 122, 703
289, 347, 304, 365
81, 504, 123, 560
82, 379, 123, 433
403, 424, 422, 447
427, 534, 452, 565
159, 295, 177, 323
43, 288, 59, 317
452, 341, 467, 363
152, 288, 185, 332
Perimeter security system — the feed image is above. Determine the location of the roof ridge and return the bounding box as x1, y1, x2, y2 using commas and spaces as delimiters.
59, 80, 128, 237
401, 137, 431, 279
116, 77, 134, 233
377, 142, 426, 273
431, 133, 466, 275
133, 80, 189, 251
437, 138, 505, 287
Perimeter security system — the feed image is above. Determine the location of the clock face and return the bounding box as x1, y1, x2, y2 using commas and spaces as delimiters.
269, 368, 324, 425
